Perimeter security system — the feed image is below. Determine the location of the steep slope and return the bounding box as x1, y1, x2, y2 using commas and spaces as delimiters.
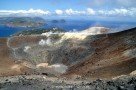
63, 27, 136, 78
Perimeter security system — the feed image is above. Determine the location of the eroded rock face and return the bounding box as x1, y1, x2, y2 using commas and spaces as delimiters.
0, 27, 136, 78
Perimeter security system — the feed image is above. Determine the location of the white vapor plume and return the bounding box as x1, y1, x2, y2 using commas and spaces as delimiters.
41, 27, 109, 40
39, 39, 46, 46
24, 46, 31, 52
39, 38, 52, 46
36, 63, 68, 73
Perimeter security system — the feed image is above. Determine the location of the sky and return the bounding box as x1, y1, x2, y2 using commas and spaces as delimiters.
0, 0, 136, 21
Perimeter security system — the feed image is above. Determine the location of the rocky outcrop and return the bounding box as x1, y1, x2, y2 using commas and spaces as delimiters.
0, 75, 136, 90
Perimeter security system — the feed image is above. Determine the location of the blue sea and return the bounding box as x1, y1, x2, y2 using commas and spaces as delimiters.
0, 20, 136, 37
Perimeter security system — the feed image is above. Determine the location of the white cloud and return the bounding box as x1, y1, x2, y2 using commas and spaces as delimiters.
87, 8, 95, 15
109, 8, 128, 16
65, 9, 85, 15
0, 8, 136, 17
65, 9, 74, 15
55, 9, 63, 15
0, 8, 50, 16
129, 8, 136, 16
98, 8, 136, 16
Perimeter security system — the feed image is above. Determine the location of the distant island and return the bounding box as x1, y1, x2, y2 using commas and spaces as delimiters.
13, 27, 65, 36
0, 17, 46, 27
51, 19, 66, 23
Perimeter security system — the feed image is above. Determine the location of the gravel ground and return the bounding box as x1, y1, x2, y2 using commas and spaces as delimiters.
0, 75, 136, 90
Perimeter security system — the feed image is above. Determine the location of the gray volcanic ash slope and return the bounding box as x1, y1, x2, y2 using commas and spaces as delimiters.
64, 27, 136, 78
0, 27, 136, 79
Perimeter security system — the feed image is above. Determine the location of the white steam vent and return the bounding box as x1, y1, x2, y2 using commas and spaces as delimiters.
49, 64, 68, 73
24, 46, 31, 52
41, 31, 53, 36
39, 38, 52, 46
39, 39, 46, 46
46, 38, 52, 45
36, 63, 68, 74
